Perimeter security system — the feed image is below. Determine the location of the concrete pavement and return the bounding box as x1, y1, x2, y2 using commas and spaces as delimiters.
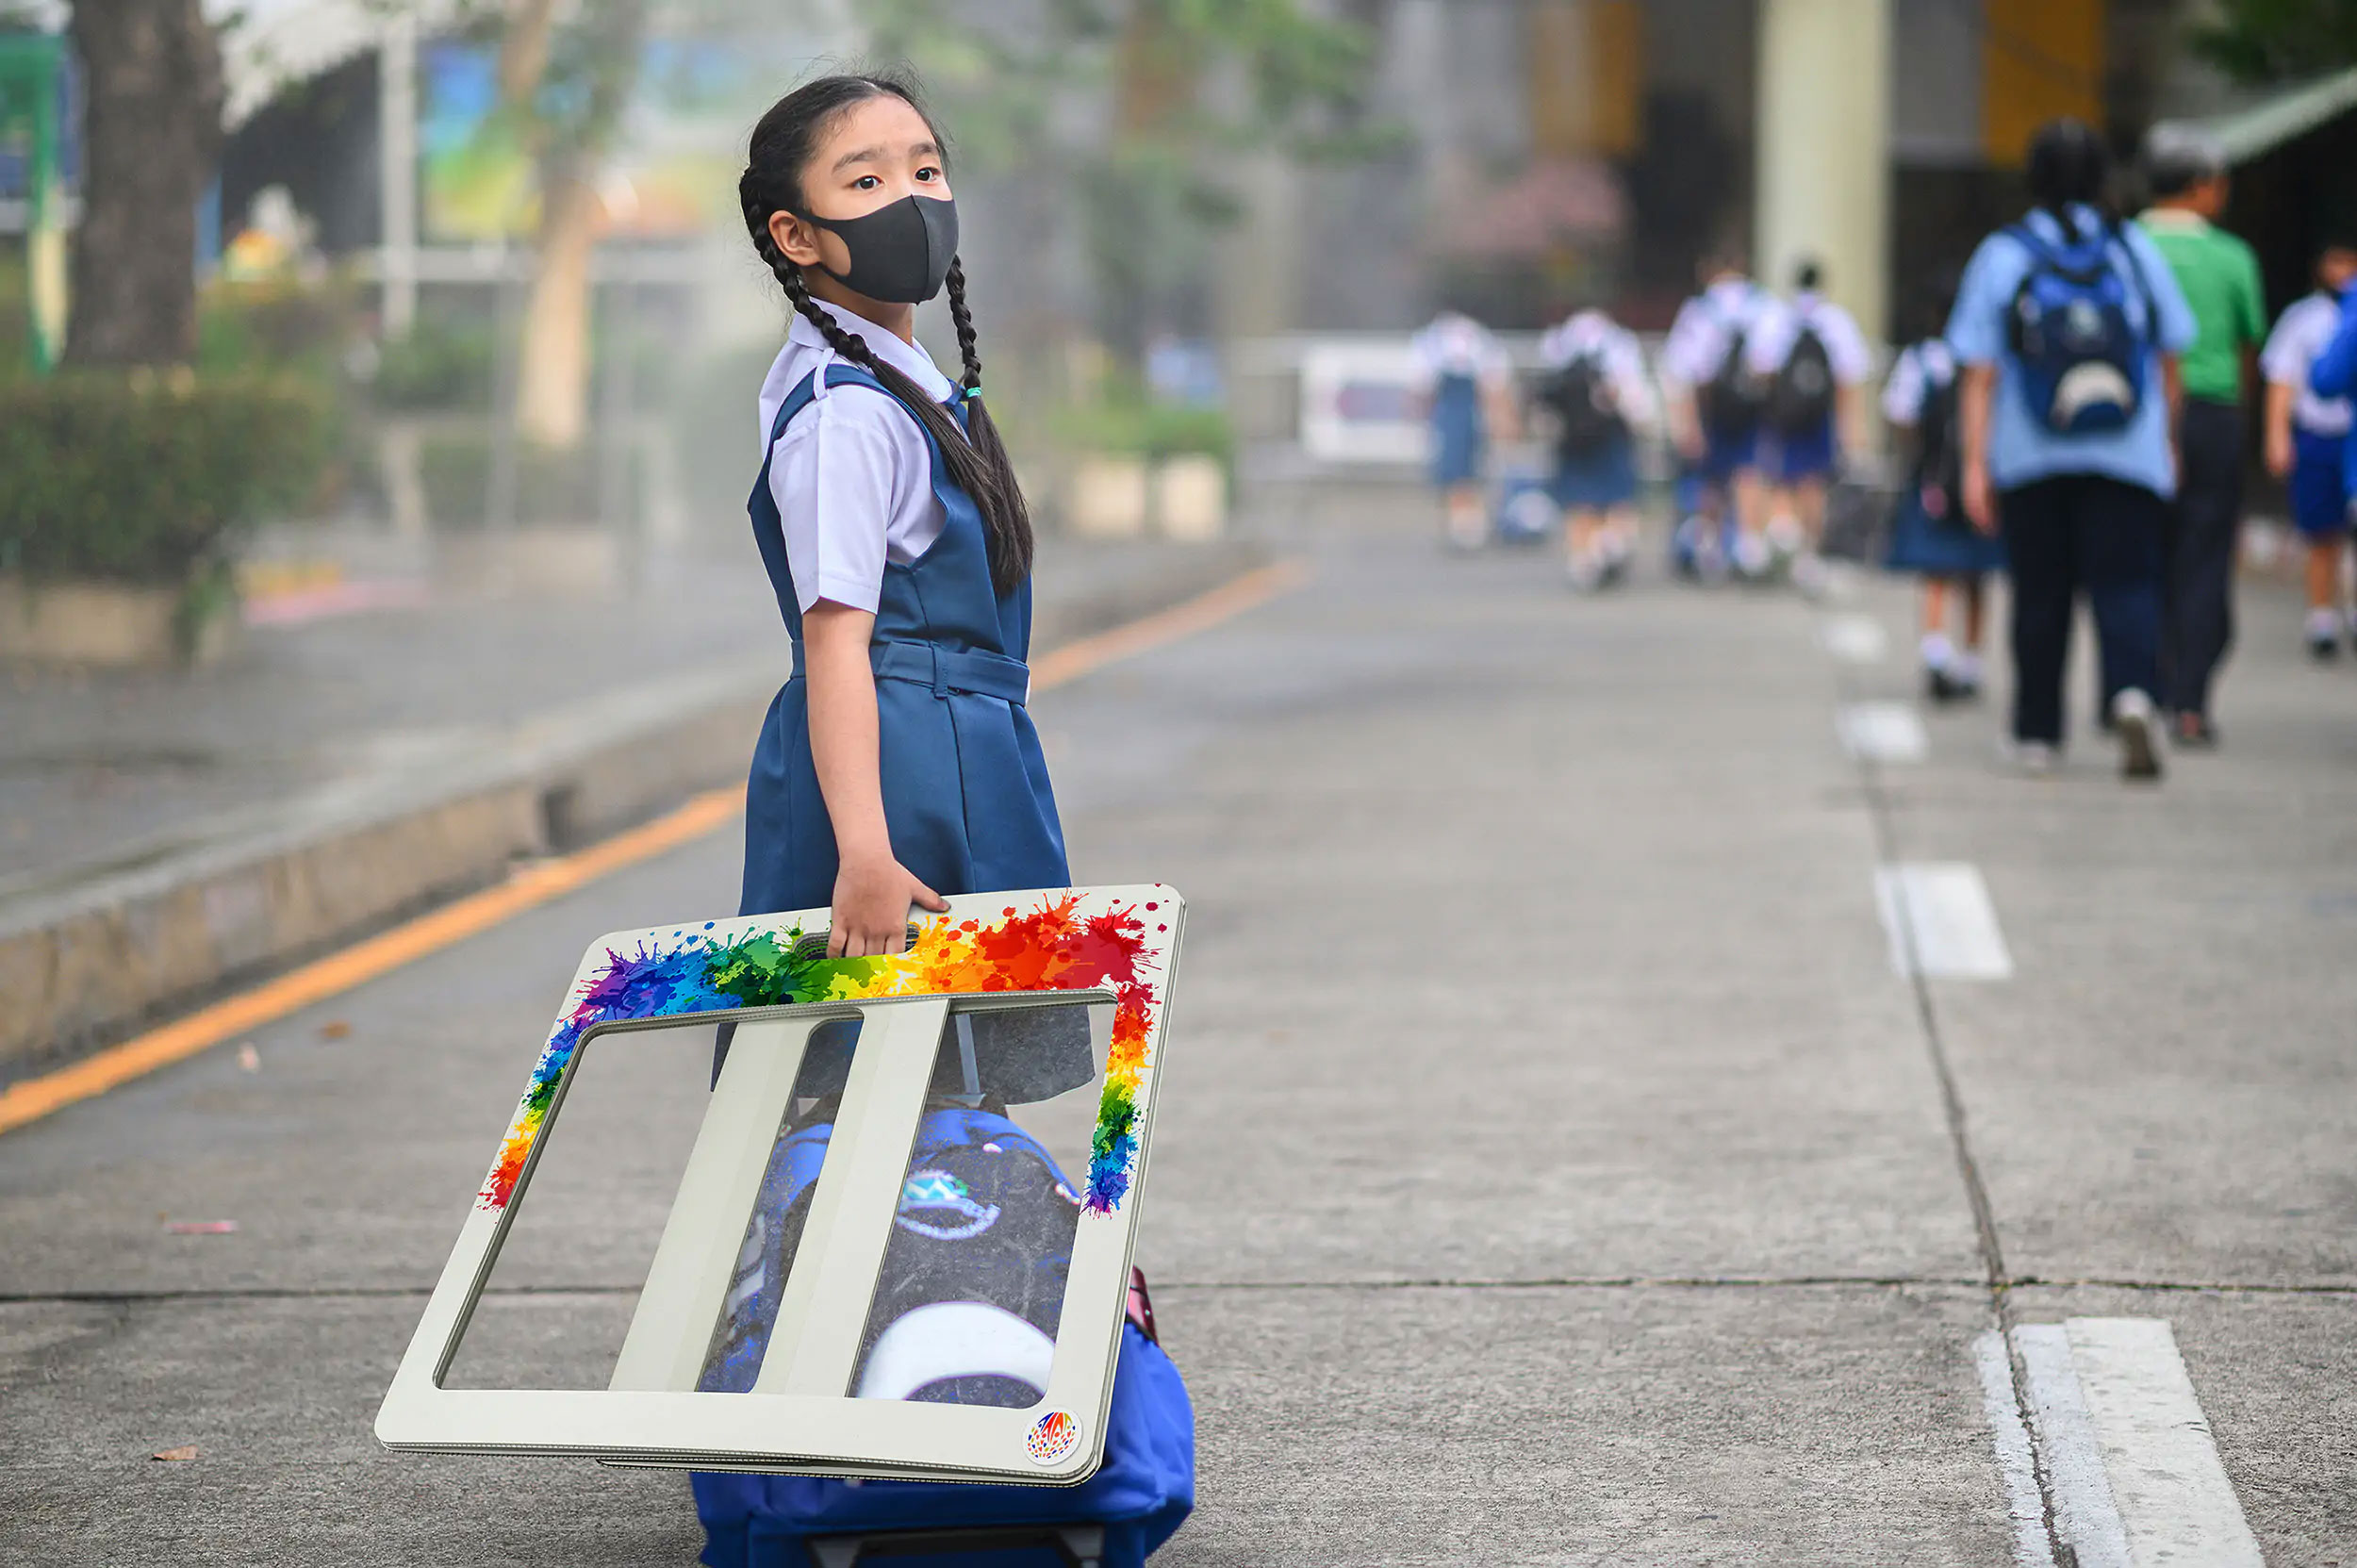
1, 493, 2350, 1563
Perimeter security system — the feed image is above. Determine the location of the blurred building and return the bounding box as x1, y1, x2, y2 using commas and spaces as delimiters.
1229, 0, 2347, 345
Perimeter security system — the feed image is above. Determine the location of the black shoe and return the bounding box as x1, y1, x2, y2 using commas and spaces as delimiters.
1924, 667, 1978, 704
2312, 635, 2342, 662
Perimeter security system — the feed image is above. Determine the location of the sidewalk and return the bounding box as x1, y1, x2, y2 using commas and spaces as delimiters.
0, 529, 1263, 1080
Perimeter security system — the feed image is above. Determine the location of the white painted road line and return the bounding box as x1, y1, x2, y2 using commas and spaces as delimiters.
1838, 701, 1929, 764
1874, 862, 2014, 980
1819, 613, 1888, 663
2016, 1324, 2136, 1567
2066, 1317, 2266, 1568
1972, 1331, 2060, 1568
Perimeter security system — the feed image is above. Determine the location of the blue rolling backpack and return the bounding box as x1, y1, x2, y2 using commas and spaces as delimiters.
692, 1094, 1195, 1568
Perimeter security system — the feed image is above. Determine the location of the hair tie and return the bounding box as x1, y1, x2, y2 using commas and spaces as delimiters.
963, 386, 983, 400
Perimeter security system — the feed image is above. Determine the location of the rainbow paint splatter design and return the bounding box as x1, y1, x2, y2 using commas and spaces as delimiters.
479, 892, 1170, 1216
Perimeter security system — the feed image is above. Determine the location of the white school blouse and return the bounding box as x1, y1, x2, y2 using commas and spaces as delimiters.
1659, 277, 1769, 389
2261, 291, 2354, 438
1537, 309, 1660, 433
756, 298, 958, 616
1744, 292, 1874, 385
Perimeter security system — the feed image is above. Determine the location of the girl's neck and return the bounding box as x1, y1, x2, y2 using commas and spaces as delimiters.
806, 272, 916, 345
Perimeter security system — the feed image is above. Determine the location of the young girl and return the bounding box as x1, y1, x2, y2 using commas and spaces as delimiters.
734, 74, 1064, 954
1409, 308, 1517, 552
1536, 302, 1657, 589
706, 73, 1193, 1568
1883, 275, 2003, 701
2261, 238, 2357, 658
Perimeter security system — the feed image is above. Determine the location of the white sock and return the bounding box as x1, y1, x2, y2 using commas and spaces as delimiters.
1920, 632, 1955, 671
1950, 649, 1983, 684
2308, 606, 2346, 639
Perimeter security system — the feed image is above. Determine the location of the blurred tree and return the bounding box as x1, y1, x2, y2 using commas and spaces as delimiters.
492, 0, 648, 450
863, 0, 1381, 365
65, 0, 223, 365
2191, 0, 2357, 82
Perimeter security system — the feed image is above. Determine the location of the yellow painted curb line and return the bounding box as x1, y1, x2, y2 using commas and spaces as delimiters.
0, 556, 1310, 1137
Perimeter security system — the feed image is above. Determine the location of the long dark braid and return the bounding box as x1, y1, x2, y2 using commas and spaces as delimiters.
740, 74, 1033, 593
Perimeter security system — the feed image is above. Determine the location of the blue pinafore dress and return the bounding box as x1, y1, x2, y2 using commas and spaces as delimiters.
739, 363, 1069, 919
701, 365, 1195, 1566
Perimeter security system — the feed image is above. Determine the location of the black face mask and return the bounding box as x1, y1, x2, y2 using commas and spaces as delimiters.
795, 193, 958, 305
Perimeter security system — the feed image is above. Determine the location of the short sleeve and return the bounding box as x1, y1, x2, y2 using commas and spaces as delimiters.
765, 388, 904, 615
2261, 302, 2310, 387
2123, 226, 2199, 355
1947, 234, 2015, 366
1823, 307, 1874, 384
1743, 302, 1791, 376
1883, 346, 1927, 425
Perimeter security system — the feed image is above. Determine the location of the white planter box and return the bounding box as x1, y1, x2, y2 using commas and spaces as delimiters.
0, 576, 236, 668
1155, 454, 1228, 541
1066, 456, 1148, 539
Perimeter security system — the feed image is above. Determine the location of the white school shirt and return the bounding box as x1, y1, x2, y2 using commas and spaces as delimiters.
1745, 292, 1874, 385
1538, 309, 1659, 432
2260, 291, 2354, 438
1659, 277, 1769, 389
756, 298, 959, 616
1881, 338, 1956, 427
1408, 311, 1511, 392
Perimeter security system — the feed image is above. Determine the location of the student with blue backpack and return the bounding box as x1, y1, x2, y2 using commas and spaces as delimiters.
1949, 117, 2198, 782
2307, 281, 2357, 576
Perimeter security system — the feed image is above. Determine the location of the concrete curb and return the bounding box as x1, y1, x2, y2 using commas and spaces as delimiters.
0, 539, 1263, 1084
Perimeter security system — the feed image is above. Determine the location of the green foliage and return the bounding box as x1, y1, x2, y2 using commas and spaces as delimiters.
2190, 0, 2357, 83
418, 433, 635, 529
0, 371, 332, 585
374, 316, 498, 411
1050, 389, 1232, 466
196, 275, 361, 381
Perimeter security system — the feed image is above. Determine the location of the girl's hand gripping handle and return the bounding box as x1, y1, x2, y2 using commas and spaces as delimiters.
802, 602, 951, 958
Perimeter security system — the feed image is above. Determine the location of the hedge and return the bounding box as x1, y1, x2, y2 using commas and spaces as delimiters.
0, 371, 331, 585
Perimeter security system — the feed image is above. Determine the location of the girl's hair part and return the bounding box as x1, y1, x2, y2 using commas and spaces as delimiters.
739, 71, 1033, 595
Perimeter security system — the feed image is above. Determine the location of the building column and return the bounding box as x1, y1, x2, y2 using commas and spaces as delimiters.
378, 10, 419, 337
1755, 0, 1890, 338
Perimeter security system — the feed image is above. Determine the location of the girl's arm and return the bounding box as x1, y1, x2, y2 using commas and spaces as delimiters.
802, 602, 949, 957
1958, 363, 1998, 536
2262, 379, 2297, 480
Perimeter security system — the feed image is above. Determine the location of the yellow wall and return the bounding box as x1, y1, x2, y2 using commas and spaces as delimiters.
1528, 0, 1645, 159
1982, 0, 2105, 166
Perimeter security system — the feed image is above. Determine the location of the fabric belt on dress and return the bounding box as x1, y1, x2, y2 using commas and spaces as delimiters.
789, 637, 1030, 705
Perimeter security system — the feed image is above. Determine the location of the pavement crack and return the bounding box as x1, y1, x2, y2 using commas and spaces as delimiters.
1835, 642, 2071, 1568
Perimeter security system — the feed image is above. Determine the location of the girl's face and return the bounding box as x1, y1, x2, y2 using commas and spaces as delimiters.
769, 94, 951, 281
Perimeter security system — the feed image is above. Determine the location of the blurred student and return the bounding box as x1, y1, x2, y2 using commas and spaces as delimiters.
1950, 118, 2195, 782
2309, 280, 2357, 607
2261, 237, 2357, 657
1884, 272, 2003, 701
1536, 302, 1658, 590
1409, 309, 1518, 552
1747, 257, 1873, 594
2136, 125, 2265, 746
1661, 249, 1772, 577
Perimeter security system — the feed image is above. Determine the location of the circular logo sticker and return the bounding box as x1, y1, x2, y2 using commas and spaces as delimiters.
1025, 1411, 1080, 1466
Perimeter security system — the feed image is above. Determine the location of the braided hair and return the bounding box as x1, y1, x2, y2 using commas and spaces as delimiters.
740, 73, 1033, 594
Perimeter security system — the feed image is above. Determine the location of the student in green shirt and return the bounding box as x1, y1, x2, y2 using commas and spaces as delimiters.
2138, 125, 2265, 747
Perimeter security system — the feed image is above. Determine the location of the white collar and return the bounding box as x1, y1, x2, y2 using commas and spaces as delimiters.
789, 298, 955, 402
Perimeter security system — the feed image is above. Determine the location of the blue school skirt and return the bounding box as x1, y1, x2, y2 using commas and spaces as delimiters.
2290, 429, 2353, 537
1552, 435, 1639, 511
1429, 372, 1485, 487
1885, 488, 2006, 577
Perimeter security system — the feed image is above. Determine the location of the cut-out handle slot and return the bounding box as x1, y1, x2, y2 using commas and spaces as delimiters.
793, 926, 922, 961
